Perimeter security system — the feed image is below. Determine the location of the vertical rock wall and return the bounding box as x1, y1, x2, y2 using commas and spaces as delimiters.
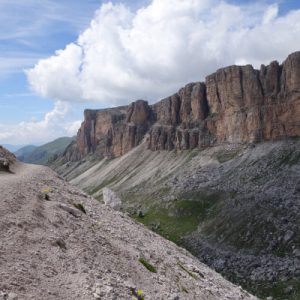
70, 52, 300, 160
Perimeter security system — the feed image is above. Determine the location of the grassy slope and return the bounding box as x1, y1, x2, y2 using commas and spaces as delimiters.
15, 145, 37, 160
22, 137, 75, 165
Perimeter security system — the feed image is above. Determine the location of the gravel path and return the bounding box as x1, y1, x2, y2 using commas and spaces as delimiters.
0, 163, 257, 300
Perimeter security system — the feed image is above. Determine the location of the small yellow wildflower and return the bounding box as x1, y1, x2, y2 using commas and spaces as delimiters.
137, 290, 143, 296
42, 187, 51, 194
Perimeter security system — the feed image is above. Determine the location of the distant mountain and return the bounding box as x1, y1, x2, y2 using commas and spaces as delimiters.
17, 137, 75, 165
2, 144, 25, 152
14, 145, 37, 161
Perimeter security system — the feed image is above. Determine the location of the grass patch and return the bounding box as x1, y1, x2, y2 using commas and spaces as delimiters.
209, 112, 219, 118
186, 149, 201, 162
134, 191, 222, 245
178, 263, 197, 279
215, 149, 241, 163
73, 203, 86, 214
55, 239, 67, 251
274, 149, 300, 168
139, 258, 157, 273
240, 278, 300, 300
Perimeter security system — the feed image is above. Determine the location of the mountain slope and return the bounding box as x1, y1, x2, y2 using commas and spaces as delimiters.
54, 137, 300, 300
0, 160, 256, 300
51, 51, 300, 299
14, 145, 37, 161
18, 137, 74, 165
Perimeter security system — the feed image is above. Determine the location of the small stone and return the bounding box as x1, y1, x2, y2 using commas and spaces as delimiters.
138, 211, 145, 218
283, 230, 294, 243
8, 293, 18, 300
284, 285, 294, 294
93, 292, 101, 299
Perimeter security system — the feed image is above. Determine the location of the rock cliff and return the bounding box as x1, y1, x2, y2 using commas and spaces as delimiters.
69, 52, 300, 160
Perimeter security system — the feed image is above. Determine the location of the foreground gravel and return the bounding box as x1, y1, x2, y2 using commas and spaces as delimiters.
0, 162, 257, 300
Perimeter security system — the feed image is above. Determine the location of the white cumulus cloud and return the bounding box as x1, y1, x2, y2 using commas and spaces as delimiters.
27, 0, 300, 106
0, 101, 80, 145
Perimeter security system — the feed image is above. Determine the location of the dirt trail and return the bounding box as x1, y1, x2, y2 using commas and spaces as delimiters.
0, 163, 257, 300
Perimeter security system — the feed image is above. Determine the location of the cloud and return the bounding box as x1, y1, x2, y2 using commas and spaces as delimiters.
263, 4, 279, 24
0, 101, 80, 145
27, 0, 300, 106
27, 44, 83, 101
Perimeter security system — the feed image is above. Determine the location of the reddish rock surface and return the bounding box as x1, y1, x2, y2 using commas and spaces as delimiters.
70, 52, 300, 160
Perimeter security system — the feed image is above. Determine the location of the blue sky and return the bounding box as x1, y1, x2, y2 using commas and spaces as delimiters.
0, 0, 299, 145
0, 0, 115, 124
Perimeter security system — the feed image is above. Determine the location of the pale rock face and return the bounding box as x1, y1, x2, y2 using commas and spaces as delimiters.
102, 188, 122, 211
68, 51, 300, 160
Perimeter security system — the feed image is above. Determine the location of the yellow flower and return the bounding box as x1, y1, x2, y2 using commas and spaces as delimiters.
42, 187, 51, 194
137, 290, 143, 296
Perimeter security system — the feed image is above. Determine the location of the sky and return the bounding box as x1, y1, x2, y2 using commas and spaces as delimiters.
0, 0, 299, 145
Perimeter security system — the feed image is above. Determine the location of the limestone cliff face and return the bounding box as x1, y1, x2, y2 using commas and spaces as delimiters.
75, 101, 153, 159
71, 52, 300, 160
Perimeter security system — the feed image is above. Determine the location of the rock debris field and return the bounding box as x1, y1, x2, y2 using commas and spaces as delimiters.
0, 160, 257, 299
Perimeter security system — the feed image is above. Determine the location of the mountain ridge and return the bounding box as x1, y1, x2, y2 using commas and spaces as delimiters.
16, 137, 75, 165
62, 51, 300, 162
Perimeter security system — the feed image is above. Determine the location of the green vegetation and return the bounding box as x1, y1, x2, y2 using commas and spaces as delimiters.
15, 136, 75, 165
139, 258, 157, 273
215, 149, 241, 163
14, 145, 37, 159
182, 286, 189, 293
73, 203, 87, 214
133, 190, 222, 245
186, 149, 201, 162
238, 278, 300, 300
178, 263, 197, 279
209, 112, 219, 118
55, 239, 67, 251
278, 150, 300, 167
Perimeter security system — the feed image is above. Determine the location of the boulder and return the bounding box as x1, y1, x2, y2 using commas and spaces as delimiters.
102, 188, 122, 211
0, 146, 16, 172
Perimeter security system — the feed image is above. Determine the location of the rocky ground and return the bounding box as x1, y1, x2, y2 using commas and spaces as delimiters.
0, 146, 16, 171
53, 137, 300, 299
0, 155, 257, 299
